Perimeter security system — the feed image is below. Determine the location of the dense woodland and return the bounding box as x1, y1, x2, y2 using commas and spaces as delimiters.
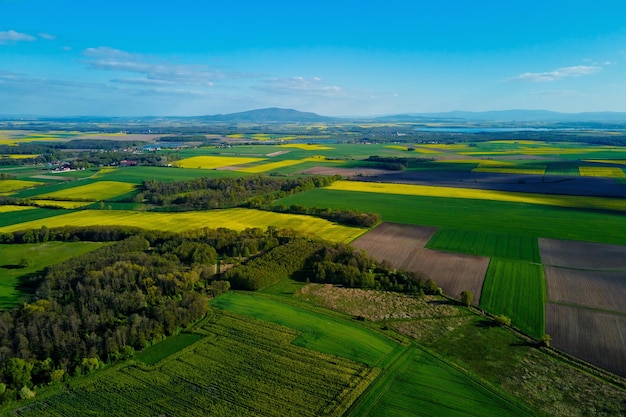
0, 225, 436, 401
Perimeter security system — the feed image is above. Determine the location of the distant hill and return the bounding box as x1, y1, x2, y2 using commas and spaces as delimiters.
375, 110, 626, 123
199, 108, 333, 123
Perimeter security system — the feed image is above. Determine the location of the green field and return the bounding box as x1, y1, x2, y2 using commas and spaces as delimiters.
0, 241, 106, 308
277, 189, 626, 245
348, 346, 533, 417
0, 208, 364, 243
95, 166, 246, 183
135, 333, 205, 365
212, 292, 397, 366
11, 310, 376, 417
479, 259, 546, 338
0, 207, 66, 228
427, 229, 540, 262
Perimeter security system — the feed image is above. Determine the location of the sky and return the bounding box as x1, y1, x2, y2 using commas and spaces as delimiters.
1, 0, 626, 117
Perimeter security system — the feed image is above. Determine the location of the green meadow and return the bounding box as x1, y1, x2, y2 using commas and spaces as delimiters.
211, 292, 397, 366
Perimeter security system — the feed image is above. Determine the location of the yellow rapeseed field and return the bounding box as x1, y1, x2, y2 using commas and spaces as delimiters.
175, 156, 265, 169
1, 154, 40, 159
30, 200, 93, 209
278, 144, 334, 151
0, 208, 365, 243
237, 160, 305, 173
326, 180, 626, 212
0, 180, 44, 193
584, 159, 626, 165
0, 205, 37, 213
35, 181, 136, 201
579, 166, 626, 178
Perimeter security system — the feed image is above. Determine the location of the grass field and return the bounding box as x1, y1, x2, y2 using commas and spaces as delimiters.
0, 179, 43, 193
175, 155, 265, 169
29, 200, 93, 209
0, 207, 66, 228
325, 180, 626, 212
0, 208, 364, 243
347, 346, 533, 417
426, 229, 540, 263
211, 292, 397, 366
479, 259, 546, 338
33, 181, 137, 201
472, 166, 546, 175
277, 188, 626, 245
95, 166, 246, 183
0, 241, 106, 308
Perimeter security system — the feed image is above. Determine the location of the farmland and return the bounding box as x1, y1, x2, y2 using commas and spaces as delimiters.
426, 229, 540, 262
33, 181, 137, 201
2, 126, 626, 414
479, 259, 546, 338
0, 179, 43, 193
0, 208, 365, 243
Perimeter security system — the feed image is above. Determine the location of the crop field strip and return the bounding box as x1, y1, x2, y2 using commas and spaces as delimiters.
13, 310, 377, 417
0, 208, 364, 243
278, 188, 626, 245
539, 238, 626, 270
0, 207, 67, 228
174, 155, 265, 169
352, 223, 489, 304
579, 166, 626, 178
33, 181, 137, 201
426, 229, 540, 263
347, 346, 534, 417
0, 205, 36, 213
325, 180, 626, 212
0, 179, 43, 193
479, 259, 546, 338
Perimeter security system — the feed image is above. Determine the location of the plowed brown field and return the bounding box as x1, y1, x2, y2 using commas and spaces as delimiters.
352, 223, 489, 304
539, 238, 626, 270
546, 303, 626, 377
545, 267, 626, 313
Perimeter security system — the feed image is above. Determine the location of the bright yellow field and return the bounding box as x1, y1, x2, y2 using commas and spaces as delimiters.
326, 180, 626, 212
579, 166, 626, 178
0, 205, 37, 213
278, 144, 334, 151
30, 200, 92, 209
93, 167, 118, 177
0, 180, 44, 193
175, 156, 265, 169
472, 166, 546, 175
1, 154, 40, 159
237, 160, 305, 173
35, 181, 136, 201
0, 208, 364, 243
584, 160, 626, 166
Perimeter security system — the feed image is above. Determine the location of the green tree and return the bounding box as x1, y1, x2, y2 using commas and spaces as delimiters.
460, 290, 473, 307
494, 314, 511, 326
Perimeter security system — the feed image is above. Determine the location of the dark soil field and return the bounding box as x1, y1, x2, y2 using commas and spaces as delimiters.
540, 238, 626, 270
352, 224, 489, 304
300, 166, 391, 177
357, 171, 626, 198
545, 303, 626, 377
545, 267, 626, 313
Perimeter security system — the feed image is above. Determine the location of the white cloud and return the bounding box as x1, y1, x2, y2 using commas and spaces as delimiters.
255, 76, 342, 96
83, 47, 226, 86
511, 65, 601, 82
0, 30, 36, 44
38, 33, 56, 40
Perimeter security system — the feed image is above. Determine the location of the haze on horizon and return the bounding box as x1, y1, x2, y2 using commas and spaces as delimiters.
1, 0, 625, 117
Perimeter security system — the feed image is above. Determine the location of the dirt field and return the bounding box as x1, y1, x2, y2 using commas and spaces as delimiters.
546, 303, 626, 377
352, 223, 489, 304
545, 267, 626, 313
539, 238, 626, 270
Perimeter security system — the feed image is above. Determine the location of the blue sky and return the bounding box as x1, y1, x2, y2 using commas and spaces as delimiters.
1, 0, 625, 116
